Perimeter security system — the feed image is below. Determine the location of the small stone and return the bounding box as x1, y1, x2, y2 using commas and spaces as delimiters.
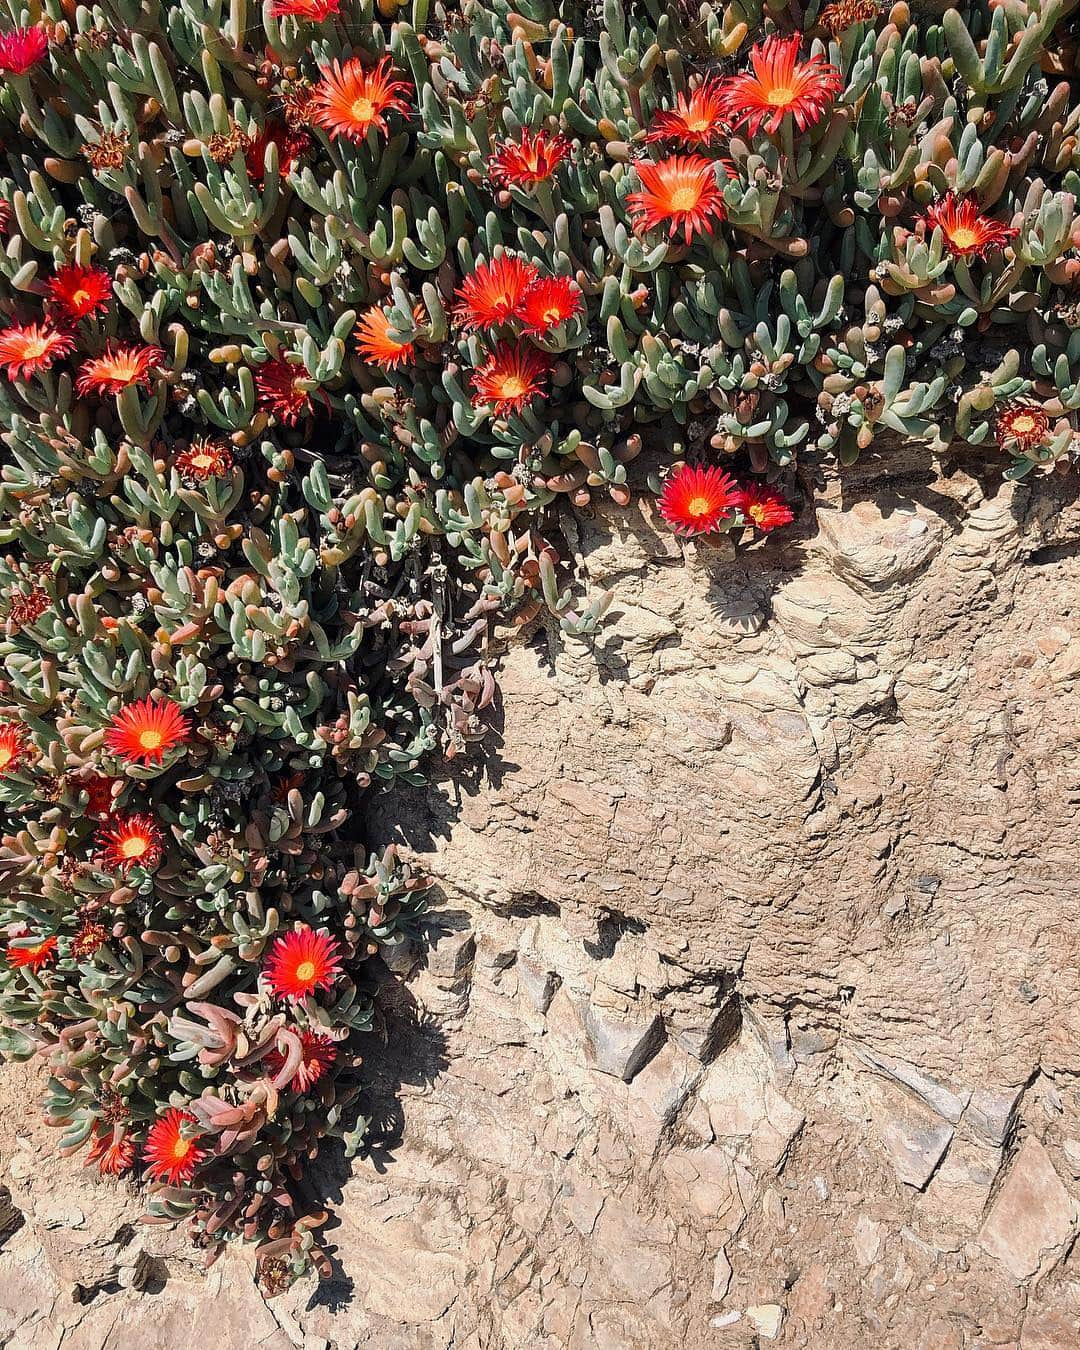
746, 1304, 784, 1339
710, 1310, 741, 1329
518, 957, 558, 1013
978, 1137, 1079, 1280
812, 1175, 830, 1201
710, 1249, 732, 1302
966, 1085, 1024, 1147
1061, 1139, 1080, 1178
853, 1215, 887, 1267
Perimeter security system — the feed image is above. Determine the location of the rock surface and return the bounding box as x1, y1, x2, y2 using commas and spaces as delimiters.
2, 446, 1079, 1347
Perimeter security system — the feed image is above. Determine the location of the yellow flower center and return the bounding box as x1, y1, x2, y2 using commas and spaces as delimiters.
72, 289, 90, 307
0, 747, 11, 770
1011, 414, 1035, 435
542, 307, 562, 325
191, 453, 215, 470
295, 960, 317, 983
687, 496, 712, 518
497, 375, 527, 399
684, 111, 711, 133
137, 729, 164, 751
350, 96, 375, 124
22, 335, 48, 359
765, 85, 795, 107
949, 227, 977, 249
120, 835, 148, 859
747, 504, 766, 525
669, 185, 700, 212
171, 1136, 192, 1161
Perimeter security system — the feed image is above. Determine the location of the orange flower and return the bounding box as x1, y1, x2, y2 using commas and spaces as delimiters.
243, 122, 311, 183
104, 697, 190, 766
0, 721, 27, 774
76, 342, 164, 397
740, 481, 795, 532
175, 439, 234, 484
646, 77, 729, 148
454, 256, 540, 332
269, 0, 341, 17
310, 56, 412, 144
996, 402, 1050, 453
470, 342, 552, 416
85, 1127, 136, 1176
143, 1108, 205, 1185
5, 931, 57, 971
626, 155, 727, 244
489, 129, 571, 189
264, 926, 344, 1002
0, 26, 48, 75
354, 304, 422, 370
0, 322, 74, 380
254, 357, 319, 425
518, 276, 584, 338
44, 263, 112, 322
265, 1029, 337, 1091
721, 35, 843, 137
96, 812, 164, 873
658, 464, 743, 536
920, 193, 1019, 260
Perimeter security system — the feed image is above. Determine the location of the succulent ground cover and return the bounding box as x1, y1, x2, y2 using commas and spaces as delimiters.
0, 0, 1076, 1286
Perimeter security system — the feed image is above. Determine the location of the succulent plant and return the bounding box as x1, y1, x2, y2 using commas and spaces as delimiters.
0, 0, 1076, 1285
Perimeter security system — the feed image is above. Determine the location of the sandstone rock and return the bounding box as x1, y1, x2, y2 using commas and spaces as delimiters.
853, 1043, 970, 1123
978, 1138, 1079, 1281
582, 999, 664, 1081
965, 1085, 1025, 1147
710, 1248, 732, 1302
627, 1040, 702, 1156
746, 1303, 785, 1340
853, 1216, 887, 1267
867, 1079, 953, 1189
1020, 1309, 1080, 1349
1062, 1138, 1080, 1179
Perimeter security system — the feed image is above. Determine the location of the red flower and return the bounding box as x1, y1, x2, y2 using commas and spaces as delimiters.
996, 401, 1051, 453
76, 343, 164, 397
721, 35, 843, 137
470, 343, 552, 417
96, 813, 164, 874
646, 77, 729, 148
310, 56, 412, 145
5, 931, 57, 972
104, 697, 190, 766
518, 277, 584, 338
454, 256, 540, 332
269, 0, 341, 17
626, 155, 727, 244
85, 1127, 136, 1176
142, 1108, 205, 1186
658, 464, 743, 536
76, 772, 120, 817
264, 926, 344, 1002
489, 129, 571, 189
920, 193, 1019, 260
175, 439, 234, 483
6, 586, 50, 628
0, 721, 27, 774
0, 322, 75, 380
740, 481, 795, 532
0, 201, 11, 234
44, 264, 112, 322
265, 1029, 337, 1091
354, 304, 422, 370
254, 357, 319, 425
244, 123, 311, 183
0, 26, 48, 76
70, 920, 110, 960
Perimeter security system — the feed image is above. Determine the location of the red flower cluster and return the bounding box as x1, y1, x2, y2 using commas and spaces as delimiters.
355, 304, 425, 370
919, 193, 1018, 260
44, 264, 112, 323
0, 26, 48, 76
657, 467, 795, 538
0, 721, 27, 775
0, 323, 74, 381
5, 930, 57, 972
76, 343, 163, 397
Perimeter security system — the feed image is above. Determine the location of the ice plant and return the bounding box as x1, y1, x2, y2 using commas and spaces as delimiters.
0, 26, 48, 76
740, 481, 795, 533
85, 1128, 136, 1177
310, 56, 411, 144
0, 722, 27, 774
254, 357, 319, 424
95, 813, 165, 874
243, 123, 311, 182
819, 0, 882, 36
5, 933, 57, 972
269, 0, 341, 17
264, 927, 344, 1002
646, 77, 729, 148
721, 35, 843, 137
104, 697, 190, 766
658, 464, 744, 536
75, 343, 164, 396
70, 921, 110, 960
470, 343, 552, 416
996, 402, 1051, 454
265, 1030, 337, 1091
175, 439, 234, 483
489, 129, 572, 189
454, 256, 540, 332
920, 193, 1019, 260
354, 305, 420, 369
143, 1108, 205, 1185
626, 155, 727, 243
518, 277, 584, 337
0, 323, 75, 381
44, 264, 113, 323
